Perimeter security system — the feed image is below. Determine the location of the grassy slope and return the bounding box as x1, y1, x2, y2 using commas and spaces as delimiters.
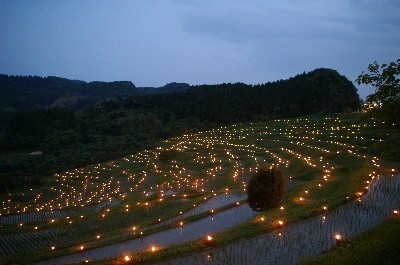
2, 114, 399, 264
300, 216, 400, 265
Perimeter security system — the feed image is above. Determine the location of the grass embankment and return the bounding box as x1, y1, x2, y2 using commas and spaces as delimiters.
2, 192, 232, 264
2, 114, 399, 264
300, 216, 400, 265
98, 159, 376, 264
95, 115, 399, 264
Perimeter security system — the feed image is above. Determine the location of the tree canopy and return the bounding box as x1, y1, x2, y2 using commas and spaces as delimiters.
0, 68, 361, 192
0, 75, 139, 110
356, 59, 400, 125
247, 168, 285, 212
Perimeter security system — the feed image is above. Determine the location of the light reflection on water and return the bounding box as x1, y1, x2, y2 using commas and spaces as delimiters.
159, 174, 400, 265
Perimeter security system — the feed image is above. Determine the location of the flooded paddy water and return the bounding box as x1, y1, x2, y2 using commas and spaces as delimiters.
159, 174, 400, 265
2, 116, 399, 264
40, 174, 399, 265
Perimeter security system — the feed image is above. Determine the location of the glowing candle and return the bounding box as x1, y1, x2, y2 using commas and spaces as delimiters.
335, 234, 342, 244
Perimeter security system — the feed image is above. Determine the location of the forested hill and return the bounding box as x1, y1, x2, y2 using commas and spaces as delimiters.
0, 68, 361, 191
126, 68, 361, 122
0, 75, 139, 110
138, 82, 190, 94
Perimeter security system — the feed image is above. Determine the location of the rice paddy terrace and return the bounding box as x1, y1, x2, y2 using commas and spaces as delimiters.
0, 114, 399, 264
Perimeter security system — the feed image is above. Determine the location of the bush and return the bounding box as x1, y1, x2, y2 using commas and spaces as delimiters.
247, 168, 285, 212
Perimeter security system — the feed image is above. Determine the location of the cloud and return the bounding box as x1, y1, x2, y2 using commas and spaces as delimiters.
0, 0, 398, 98
179, 0, 400, 46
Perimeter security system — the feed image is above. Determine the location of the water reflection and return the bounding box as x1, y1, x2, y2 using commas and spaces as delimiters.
159, 174, 400, 265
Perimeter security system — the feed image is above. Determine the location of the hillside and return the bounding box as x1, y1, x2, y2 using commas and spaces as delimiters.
0, 114, 398, 264
129, 68, 361, 123
138, 82, 190, 94
0, 68, 362, 192
0, 75, 139, 110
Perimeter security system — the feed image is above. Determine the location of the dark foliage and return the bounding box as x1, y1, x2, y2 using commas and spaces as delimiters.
0, 68, 360, 192
0, 74, 139, 110
132, 69, 360, 122
247, 168, 285, 212
356, 59, 400, 126
138, 82, 190, 94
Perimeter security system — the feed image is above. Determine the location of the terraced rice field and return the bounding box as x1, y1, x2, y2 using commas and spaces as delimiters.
0, 114, 398, 264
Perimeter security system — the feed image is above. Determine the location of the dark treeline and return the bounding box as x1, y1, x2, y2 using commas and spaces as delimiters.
0, 68, 361, 192
138, 82, 190, 94
131, 68, 360, 122
0, 74, 139, 110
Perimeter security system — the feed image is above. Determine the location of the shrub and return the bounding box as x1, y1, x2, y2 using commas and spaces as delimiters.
247, 168, 285, 212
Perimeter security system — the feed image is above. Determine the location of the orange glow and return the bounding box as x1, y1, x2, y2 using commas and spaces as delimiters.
207, 235, 213, 241
124, 255, 131, 261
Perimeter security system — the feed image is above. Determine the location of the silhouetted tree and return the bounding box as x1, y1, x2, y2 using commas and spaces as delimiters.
247, 168, 285, 212
356, 59, 400, 125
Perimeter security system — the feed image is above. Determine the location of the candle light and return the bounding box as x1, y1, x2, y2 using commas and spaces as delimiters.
335, 234, 342, 244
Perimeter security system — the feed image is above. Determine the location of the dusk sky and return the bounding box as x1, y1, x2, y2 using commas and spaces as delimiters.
1, 0, 399, 99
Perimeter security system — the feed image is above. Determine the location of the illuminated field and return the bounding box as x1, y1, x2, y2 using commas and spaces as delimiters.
0, 114, 398, 264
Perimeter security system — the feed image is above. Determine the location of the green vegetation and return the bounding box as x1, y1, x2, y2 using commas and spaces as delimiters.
0, 74, 139, 110
138, 82, 190, 94
247, 168, 285, 212
301, 216, 400, 265
356, 58, 400, 126
1, 113, 399, 264
0, 68, 361, 192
